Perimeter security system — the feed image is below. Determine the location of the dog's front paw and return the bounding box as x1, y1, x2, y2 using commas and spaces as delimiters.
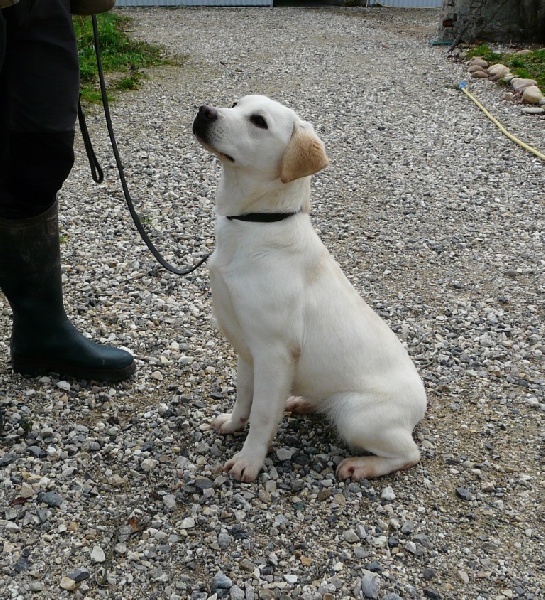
223, 452, 263, 482
211, 413, 248, 434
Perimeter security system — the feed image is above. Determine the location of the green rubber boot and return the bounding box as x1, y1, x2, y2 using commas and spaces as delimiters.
0, 201, 135, 381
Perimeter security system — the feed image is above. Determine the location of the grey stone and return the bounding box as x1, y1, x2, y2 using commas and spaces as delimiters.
343, 529, 360, 543
230, 585, 245, 600
218, 531, 233, 549
401, 520, 415, 534
360, 570, 380, 599
194, 477, 214, 490
0, 453, 18, 467
456, 487, 472, 501
213, 571, 233, 590
67, 567, 90, 583
37, 491, 63, 508
27, 446, 46, 458
29, 582, 44, 592
13, 557, 31, 573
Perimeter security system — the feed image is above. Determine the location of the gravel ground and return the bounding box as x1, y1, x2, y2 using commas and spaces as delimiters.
1, 7, 544, 600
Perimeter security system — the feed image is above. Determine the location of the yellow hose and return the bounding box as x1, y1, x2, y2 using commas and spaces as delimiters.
458, 81, 545, 162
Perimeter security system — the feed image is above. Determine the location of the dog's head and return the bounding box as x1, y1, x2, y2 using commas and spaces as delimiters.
193, 95, 328, 184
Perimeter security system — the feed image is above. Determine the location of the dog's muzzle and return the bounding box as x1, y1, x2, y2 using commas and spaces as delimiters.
192, 104, 218, 143
193, 105, 235, 162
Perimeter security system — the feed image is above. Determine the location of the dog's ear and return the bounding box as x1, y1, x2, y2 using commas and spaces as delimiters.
280, 123, 329, 184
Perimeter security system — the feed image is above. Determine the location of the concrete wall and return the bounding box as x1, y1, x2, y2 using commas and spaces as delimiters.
439, 0, 545, 44
115, 0, 441, 6
115, 1, 272, 6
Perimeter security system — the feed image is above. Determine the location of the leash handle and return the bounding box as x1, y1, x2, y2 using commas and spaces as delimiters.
91, 15, 209, 276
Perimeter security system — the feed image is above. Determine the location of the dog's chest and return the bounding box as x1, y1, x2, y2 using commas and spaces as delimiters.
209, 266, 258, 361
207, 237, 249, 352
208, 218, 321, 355
207, 223, 297, 353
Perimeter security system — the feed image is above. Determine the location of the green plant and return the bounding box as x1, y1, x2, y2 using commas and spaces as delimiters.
504, 49, 545, 90
466, 44, 502, 63
20, 416, 33, 434
74, 13, 177, 102
509, 57, 526, 68
467, 44, 545, 90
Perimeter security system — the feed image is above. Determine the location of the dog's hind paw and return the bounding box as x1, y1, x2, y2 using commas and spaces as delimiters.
336, 458, 373, 481
224, 453, 263, 482
336, 455, 417, 480
212, 413, 248, 434
285, 396, 316, 415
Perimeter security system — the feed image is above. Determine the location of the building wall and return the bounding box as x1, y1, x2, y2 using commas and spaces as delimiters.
367, 1, 442, 7
115, 0, 272, 6
114, 0, 441, 6
439, 0, 545, 43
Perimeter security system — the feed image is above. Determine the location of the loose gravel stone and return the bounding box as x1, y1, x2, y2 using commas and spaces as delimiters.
0, 6, 543, 600
162, 493, 176, 509
360, 570, 381, 598
90, 545, 106, 563
230, 585, 245, 600
67, 567, 90, 583
380, 485, 396, 501
59, 576, 77, 591
36, 491, 63, 508
213, 571, 233, 590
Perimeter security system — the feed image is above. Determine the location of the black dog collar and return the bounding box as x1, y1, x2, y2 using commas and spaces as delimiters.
226, 211, 299, 223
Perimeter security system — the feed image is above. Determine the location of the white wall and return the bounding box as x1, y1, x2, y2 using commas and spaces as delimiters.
115, 0, 272, 6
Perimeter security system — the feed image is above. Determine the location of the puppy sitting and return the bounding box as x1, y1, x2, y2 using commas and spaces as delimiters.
193, 95, 427, 483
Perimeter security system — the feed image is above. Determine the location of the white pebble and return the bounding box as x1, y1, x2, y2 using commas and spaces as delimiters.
163, 494, 176, 509
381, 486, 396, 501
181, 517, 196, 529
141, 458, 158, 472
90, 545, 106, 563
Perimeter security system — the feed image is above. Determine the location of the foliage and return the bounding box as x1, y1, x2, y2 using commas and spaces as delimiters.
20, 417, 33, 435
466, 44, 545, 90
74, 13, 175, 102
466, 44, 502, 63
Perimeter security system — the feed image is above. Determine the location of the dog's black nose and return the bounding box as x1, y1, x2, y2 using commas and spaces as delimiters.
193, 105, 218, 139
198, 105, 218, 121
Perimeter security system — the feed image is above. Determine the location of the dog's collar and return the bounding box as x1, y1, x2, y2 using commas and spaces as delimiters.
226, 211, 299, 223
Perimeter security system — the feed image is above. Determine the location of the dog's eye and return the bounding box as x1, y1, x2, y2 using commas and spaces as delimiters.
250, 114, 268, 129
231, 102, 238, 107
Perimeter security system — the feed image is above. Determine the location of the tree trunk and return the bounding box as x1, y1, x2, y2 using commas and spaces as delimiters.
439, 0, 545, 44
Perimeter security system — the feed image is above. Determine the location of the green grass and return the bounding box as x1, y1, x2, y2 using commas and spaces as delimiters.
20, 417, 33, 435
74, 13, 177, 102
467, 44, 545, 90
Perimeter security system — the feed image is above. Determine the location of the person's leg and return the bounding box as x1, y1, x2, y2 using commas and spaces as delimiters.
0, 10, 5, 75
1, 0, 78, 218
0, 0, 135, 381
0, 8, 7, 176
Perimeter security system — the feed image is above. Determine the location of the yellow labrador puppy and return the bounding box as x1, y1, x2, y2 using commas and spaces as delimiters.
193, 95, 427, 483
